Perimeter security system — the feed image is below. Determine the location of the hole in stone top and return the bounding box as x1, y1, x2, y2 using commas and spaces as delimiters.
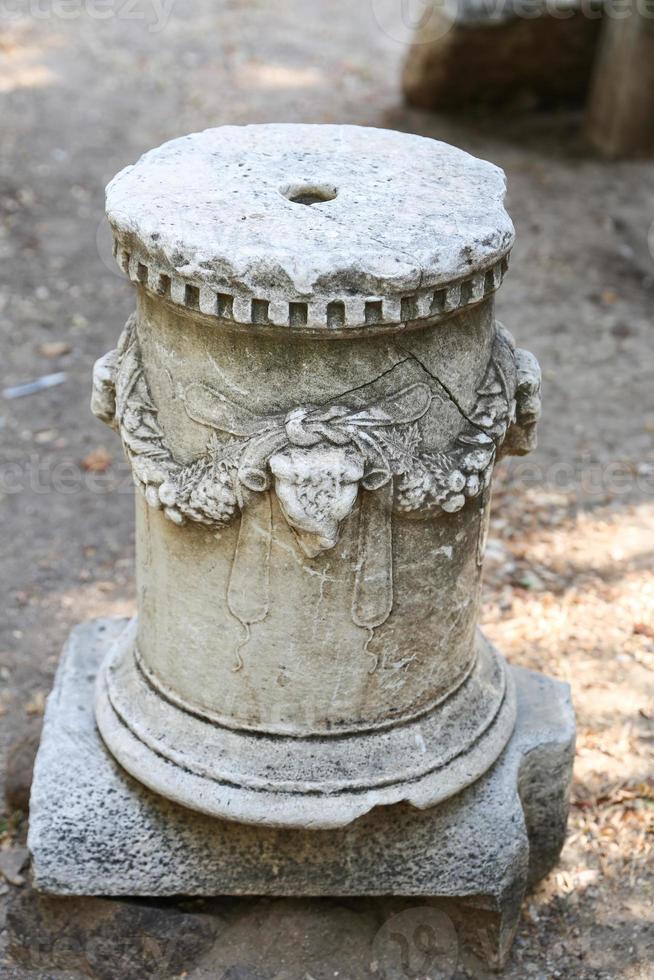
280, 182, 338, 207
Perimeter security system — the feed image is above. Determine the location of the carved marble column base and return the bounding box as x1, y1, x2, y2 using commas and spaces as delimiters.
29, 618, 574, 969
94, 620, 517, 829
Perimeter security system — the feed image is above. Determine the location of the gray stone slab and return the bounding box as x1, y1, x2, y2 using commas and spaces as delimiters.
28, 617, 574, 963
106, 124, 514, 330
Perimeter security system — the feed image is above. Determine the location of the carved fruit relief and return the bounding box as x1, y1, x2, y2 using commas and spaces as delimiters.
92, 315, 541, 555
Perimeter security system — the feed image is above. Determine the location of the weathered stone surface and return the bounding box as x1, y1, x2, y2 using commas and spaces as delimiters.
402, 3, 602, 111
187, 900, 380, 980
106, 124, 515, 330
7, 889, 218, 980
91, 125, 541, 829
96, 616, 518, 828
28, 618, 574, 966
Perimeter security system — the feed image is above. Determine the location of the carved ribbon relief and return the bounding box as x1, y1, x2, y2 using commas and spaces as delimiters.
92, 315, 540, 668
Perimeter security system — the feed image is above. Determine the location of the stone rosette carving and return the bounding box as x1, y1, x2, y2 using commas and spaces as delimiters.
92, 315, 540, 557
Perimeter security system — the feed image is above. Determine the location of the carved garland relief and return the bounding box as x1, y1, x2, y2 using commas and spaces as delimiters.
92, 315, 540, 669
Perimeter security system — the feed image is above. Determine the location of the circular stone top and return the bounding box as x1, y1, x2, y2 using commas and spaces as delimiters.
106, 124, 514, 333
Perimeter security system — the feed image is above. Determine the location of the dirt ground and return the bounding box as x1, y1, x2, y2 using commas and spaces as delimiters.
1, 1, 653, 978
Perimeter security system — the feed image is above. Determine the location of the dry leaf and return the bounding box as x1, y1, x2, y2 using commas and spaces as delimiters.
38, 341, 71, 358
81, 447, 112, 472
25, 691, 45, 716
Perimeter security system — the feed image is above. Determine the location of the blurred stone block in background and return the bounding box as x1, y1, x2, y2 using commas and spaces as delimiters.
402, 0, 603, 111
585, 10, 654, 158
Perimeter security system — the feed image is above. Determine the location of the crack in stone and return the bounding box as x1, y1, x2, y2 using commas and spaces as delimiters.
393, 344, 485, 431
311, 355, 414, 407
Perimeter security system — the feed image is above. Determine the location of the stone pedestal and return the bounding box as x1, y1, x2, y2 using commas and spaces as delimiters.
29, 618, 575, 969
91, 124, 540, 828
28, 125, 572, 967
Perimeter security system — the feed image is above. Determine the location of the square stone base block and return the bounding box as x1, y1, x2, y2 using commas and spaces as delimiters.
28, 619, 575, 969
